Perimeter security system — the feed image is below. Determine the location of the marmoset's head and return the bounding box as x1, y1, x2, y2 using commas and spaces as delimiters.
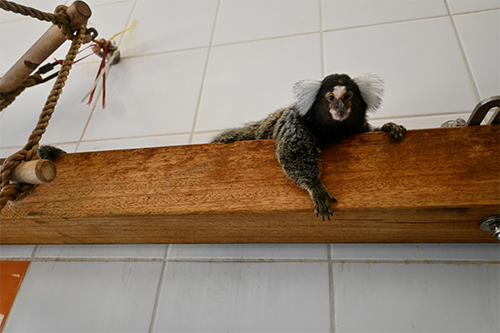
293, 73, 384, 122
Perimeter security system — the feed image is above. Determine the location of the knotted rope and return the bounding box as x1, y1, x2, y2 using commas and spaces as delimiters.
0, 1, 94, 212
0, 1, 75, 39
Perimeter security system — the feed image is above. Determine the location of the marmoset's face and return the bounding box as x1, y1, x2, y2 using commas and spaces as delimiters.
324, 85, 353, 121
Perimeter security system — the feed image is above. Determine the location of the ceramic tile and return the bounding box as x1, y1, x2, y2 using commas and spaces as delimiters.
83, 48, 208, 141
0, 261, 29, 332
196, 34, 322, 132
330, 244, 500, 261
35, 244, 168, 259
0, 82, 54, 148
333, 262, 500, 332
0, 18, 74, 75
3, 261, 163, 333
213, 0, 320, 45
0, 246, 35, 259
0, 0, 62, 24
153, 262, 331, 332
77, 134, 190, 152
81, 0, 134, 7
447, 0, 500, 14
81, 0, 136, 47
34, 62, 106, 145
0, 60, 106, 147
0, 11, 84, 65
324, 18, 477, 118
453, 10, 500, 100
368, 113, 471, 129
0, 147, 22, 159
322, 0, 447, 30
191, 131, 219, 144
119, 0, 218, 57
169, 244, 329, 261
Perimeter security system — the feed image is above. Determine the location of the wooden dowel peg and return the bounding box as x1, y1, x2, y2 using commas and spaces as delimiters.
0, 1, 92, 94
10, 159, 57, 184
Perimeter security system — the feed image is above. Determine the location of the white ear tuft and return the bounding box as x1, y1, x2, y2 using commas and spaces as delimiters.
293, 79, 322, 116
353, 73, 384, 112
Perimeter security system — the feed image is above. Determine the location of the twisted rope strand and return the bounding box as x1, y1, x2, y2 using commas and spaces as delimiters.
0, 0, 73, 38
0, 27, 87, 211
0, 74, 42, 112
0, 0, 57, 22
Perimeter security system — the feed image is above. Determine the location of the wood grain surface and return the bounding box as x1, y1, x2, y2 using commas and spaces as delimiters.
1, 125, 499, 244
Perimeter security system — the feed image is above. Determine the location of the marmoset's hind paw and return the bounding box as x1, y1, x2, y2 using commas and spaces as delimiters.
311, 187, 337, 220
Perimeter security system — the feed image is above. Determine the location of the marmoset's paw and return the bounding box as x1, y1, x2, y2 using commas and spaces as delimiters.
380, 122, 407, 142
311, 187, 337, 221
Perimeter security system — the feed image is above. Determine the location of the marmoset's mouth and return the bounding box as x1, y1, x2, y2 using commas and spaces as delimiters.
330, 108, 350, 121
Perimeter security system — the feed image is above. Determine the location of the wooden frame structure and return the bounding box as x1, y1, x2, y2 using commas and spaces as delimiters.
1, 125, 498, 244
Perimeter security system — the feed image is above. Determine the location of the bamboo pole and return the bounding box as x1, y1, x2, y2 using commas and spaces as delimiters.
0, 1, 91, 94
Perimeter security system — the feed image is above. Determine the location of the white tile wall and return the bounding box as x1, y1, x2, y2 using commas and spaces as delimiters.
1, 0, 499, 332
0, 245, 35, 259
119, 0, 218, 56
322, 0, 448, 30
333, 262, 500, 332
447, 0, 500, 14
330, 244, 500, 261
453, 10, 500, 99
213, 0, 320, 45
34, 244, 168, 259
196, 34, 322, 132
169, 244, 329, 261
3, 261, 164, 333
82, 49, 208, 141
324, 17, 478, 118
153, 262, 331, 332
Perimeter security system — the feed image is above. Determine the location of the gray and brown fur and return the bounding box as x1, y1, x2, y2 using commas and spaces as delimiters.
211, 73, 406, 219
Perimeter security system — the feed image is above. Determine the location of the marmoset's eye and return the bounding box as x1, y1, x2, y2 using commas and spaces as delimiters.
326, 94, 335, 102
344, 92, 353, 101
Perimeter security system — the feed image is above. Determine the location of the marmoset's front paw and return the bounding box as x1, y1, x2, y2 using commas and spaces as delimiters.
310, 186, 337, 220
379, 122, 407, 142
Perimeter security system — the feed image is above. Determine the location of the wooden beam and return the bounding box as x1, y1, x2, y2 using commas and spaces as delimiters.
1, 125, 499, 244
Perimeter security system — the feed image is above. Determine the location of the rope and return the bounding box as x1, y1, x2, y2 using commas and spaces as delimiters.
0, 0, 74, 39
0, 74, 42, 112
0, 1, 94, 211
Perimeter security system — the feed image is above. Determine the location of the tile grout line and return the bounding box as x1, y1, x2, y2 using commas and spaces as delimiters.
31, 245, 41, 259
188, 0, 222, 144
75, 0, 139, 153
318, 0, 326, 78
148, 245, 170, 333
0, 111, 474, 154
75, 88, 101, 152
3, 256, 498, 265
328, 244, 336, 333
116, 0, 139, 51
322, 14, 449, 34
443, 0, 481, 102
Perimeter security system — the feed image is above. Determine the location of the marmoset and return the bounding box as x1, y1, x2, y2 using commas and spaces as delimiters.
211, 73, 406, 219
